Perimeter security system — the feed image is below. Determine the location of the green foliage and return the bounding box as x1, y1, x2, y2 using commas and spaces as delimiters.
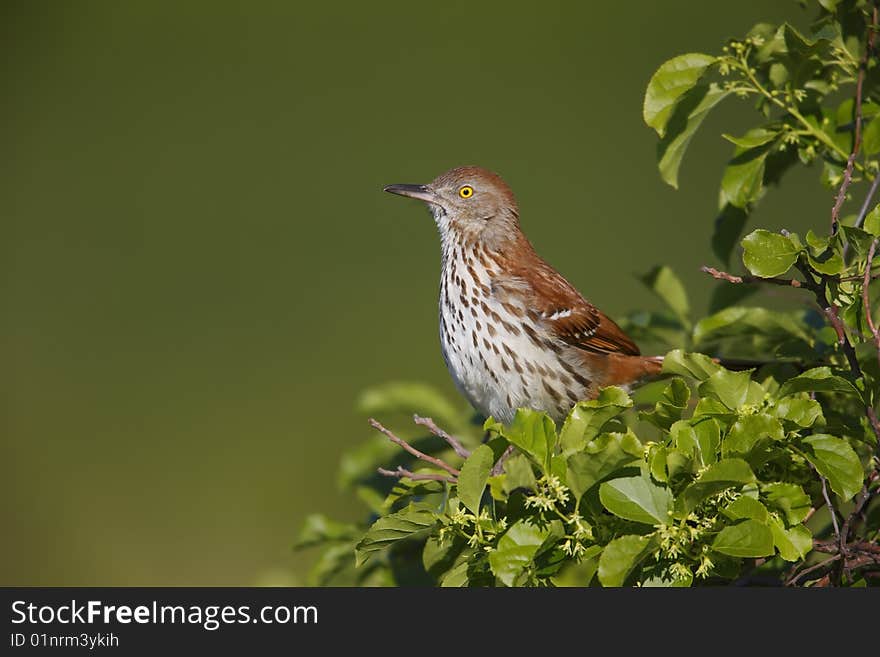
741, 230, 802, 277
297, 348, 871, 585
297, 0, 880, 587
642, 1, 875, 260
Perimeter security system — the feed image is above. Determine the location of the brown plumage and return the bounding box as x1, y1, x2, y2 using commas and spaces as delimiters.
385, 166, 662, 423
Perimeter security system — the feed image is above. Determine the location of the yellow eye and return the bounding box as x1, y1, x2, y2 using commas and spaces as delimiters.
459, 185, 474, 198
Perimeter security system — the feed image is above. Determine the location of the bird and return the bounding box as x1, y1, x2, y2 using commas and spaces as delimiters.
384, 166, 663, 425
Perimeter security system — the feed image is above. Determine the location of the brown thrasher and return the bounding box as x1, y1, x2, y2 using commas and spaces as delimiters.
384, 166, 663, 424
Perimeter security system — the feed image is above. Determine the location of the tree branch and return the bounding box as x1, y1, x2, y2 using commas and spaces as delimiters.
792, 261, 880, 445
413, 415, 471, 459
820, 473, 841, 546
854, 174, 880, 232
491, 444, 516, 476
368, 418, 461, 477
377, 466, 456, 483
700, 266, 802, 287
830, 1, 878, 234
839, 470, 879, 555
784, 554, 841, 587
863, 239, 880, 372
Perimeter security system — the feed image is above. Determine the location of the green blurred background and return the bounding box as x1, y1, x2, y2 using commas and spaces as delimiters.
3, 1, 830, 585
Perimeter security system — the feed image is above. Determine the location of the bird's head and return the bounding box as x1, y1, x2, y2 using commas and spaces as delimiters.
384, 166, 521, 248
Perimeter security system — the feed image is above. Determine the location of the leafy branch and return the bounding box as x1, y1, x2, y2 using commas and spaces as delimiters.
296, 1, 880, 588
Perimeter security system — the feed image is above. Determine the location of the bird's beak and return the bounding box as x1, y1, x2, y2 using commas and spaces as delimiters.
383, 183, 438, 205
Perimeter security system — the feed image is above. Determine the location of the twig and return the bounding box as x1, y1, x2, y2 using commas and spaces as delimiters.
700, 266, 802, 287
840, 270, 880, 282
820, 474, 841, 545
814, 538, 880, 559
830, 2, 878, 234
869, 407, 880, 454
789, 262, 864, 378
491, 445, 516, 476
785, 554, 841, 586
863, 239, 880, 371
413, 415, 471, 458
839, 470, 880, 554
377, 466, 456, 484
854, 174, 880, 232
817, 302, 880, 441
368, 418, 460, 477
707, 255, 880, 444
823, 303, 863, 376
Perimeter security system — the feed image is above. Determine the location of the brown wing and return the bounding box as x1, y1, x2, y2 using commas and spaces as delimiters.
492, 251, 640, 357
546, 304, 641, 356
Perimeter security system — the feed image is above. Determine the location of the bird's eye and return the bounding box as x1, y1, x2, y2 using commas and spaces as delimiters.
459, 185, 474, 199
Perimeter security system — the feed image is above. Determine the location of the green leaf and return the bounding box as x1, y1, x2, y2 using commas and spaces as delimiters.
641, 376, 690, 430
722, 413, 784, 458
741, 229, 801, 278
864, 115, 880, 156
355, 504, 436, 566
552, 546, 603, 587
641, 569, 693, 587
488, 519, 551, 586
762, 482, 812, 525
864, 204, 880, 237
502, 453, 536, 494
381, 471, 445, 510
504, 409, 557, 472
559, 386, 632, 455
805, 229, 831, 254
693, 418, 721, 465
722, 496, 769, 522
457, 444, 494, 514
722, 128, 778, 149
566, 430, 643, 502
777, 367, 860, 398
769, 517, 813, 562
643, 53, 717, 136
698, 368, 752, 410
662, 349, 720, 380
597, 534, 658, 587
670, 420, 698, 457
356, 382, 461, 429
842, 225, 876, 257
649, 445, 668, 482
782, 23, 835, 61
693, 397, 736, 419
802, 434, 864, 501
599, 476, 674, 525
711, 520, 775, 557
694, 306, 812, 348
808, 248, 844, 276
774, 396, 823, 427
439, 561, 469, 587
422, 535, 466, 579
678, 458, 756, 515
639, 265, 691, 328
720, 142, 772, 209
657, 85, 730, 188
665, 449, 692, 483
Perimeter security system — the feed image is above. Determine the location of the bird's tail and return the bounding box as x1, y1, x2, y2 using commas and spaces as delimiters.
591, 354, 782, 392
595, 354, 664, 388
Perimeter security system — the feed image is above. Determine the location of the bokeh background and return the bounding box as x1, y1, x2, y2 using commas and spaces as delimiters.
3, 1, 830, 585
